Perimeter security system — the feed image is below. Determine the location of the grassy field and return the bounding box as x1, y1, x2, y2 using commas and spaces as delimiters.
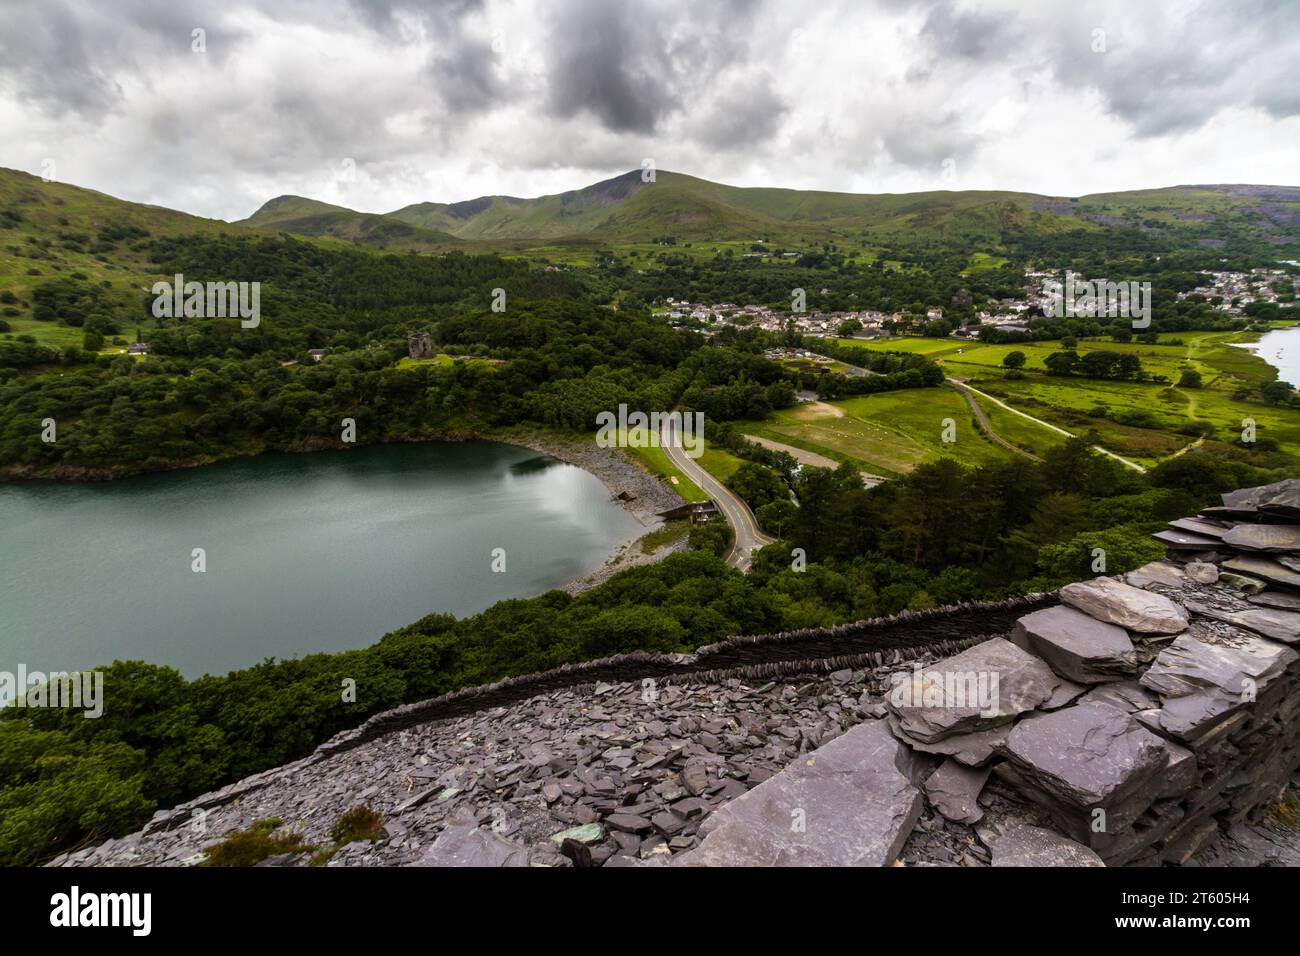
696, 445, 746, 484
741, 389, 1016, 478
750, 326, 1300, 474
836, 336, 966, 357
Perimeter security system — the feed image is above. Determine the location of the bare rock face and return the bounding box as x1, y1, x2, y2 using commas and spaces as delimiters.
1138, 632, 1299, 744
977, 820, 1104, 867
678, 720, 922, 867
1221, 524, 1300, 554
998, 701, 1169, 810
1060, 577, 1189, 634
885, 637, 1059, 744
1011, 605, 1136, 684
922, 759, 991, 824
411, 811, 530, 867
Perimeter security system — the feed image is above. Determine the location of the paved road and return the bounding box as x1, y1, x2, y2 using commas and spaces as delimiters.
946, 378, 1147, 474
660, 417, 775, 572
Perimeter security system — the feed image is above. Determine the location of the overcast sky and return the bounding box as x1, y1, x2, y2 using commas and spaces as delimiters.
2, 0, 1297, 221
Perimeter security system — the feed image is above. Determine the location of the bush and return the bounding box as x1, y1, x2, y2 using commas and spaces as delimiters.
329, 805, 385, 846
202, 819, 311, 867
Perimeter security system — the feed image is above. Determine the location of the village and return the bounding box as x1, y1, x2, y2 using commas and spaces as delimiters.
654, 263, 1299, 346
1175, 267, 1297, 315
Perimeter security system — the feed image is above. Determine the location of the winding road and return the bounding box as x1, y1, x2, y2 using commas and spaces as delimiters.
660, 417, 775, 572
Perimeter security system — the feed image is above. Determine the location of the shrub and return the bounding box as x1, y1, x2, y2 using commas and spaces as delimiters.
202, 819, 311, 867
329, 805, 384, 846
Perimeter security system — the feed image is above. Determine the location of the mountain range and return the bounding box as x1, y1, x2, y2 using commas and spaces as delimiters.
238, 169, 1300, 256
3, 166, 1299, 270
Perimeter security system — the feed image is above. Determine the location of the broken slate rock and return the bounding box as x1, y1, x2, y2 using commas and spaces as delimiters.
886, 637, 1058, 744
1012, 604, 1137, 684
922, 759, 992, 824
1222, 555, 1300, 591
998, 702, 1170, 809
1139, 633, 1298, 743
1183, 601, 1300, 645
1125, 561, 1186, 589
412, 812, 529, 867
678, 720, 922, 867
1060, 577, 1189, 634
885, 713, 1008, 767
978, 821, 1105, 867
1221, 524, 1300, 554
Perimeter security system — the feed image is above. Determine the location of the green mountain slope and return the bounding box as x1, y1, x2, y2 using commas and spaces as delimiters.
0, 167, 260, 349
242, 170, 1300, 257
238, 194, 459, 249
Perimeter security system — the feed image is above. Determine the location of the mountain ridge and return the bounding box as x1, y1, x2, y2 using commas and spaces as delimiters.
239, 168, 1300, 254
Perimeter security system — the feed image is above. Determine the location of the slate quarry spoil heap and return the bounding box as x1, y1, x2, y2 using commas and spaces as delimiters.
870, 477, 1300, 867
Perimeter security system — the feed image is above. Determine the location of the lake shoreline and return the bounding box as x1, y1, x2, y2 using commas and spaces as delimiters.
1, 426, 691, 600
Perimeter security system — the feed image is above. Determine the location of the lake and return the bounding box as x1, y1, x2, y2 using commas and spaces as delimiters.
0, 442, 644, 677
1234, 324, 1300, 386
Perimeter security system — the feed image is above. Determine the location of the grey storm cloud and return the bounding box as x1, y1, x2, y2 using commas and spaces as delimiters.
0, 0, 1295, 220
541, 0, 765, 134
0, 0, 247, 118
1038, 0, 1300, 138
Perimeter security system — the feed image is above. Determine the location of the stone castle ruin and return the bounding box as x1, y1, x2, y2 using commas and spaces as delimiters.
407, 332, 434, 360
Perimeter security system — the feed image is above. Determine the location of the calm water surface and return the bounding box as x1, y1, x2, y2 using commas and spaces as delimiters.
0, 442, 642, 677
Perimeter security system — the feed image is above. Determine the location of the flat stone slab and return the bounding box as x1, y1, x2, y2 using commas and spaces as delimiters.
1249, 590, 1300, 611
1153, 529, 1222, 551
886, 637, 1058, 744
922, 759, 991, 824
679, 720, 922, 867
885, 714, 1008, 766
998, 701, 1170, 809
1222, 555, 1300, 590
1060, 577, 1189, 634
1245, 479, 1300, 519
1125, 561, 1186, 589
1012, 604, 1136, 684
1221, 524, 1300, 553
1078, 680, 1159, 714
1168, 517, 1229, 539
1042, 676, 1089, 710
412, 812, 530, 867
1184, 601, 1300, 645
977, 820, 1105, 867
1139, 633, 1299, 742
